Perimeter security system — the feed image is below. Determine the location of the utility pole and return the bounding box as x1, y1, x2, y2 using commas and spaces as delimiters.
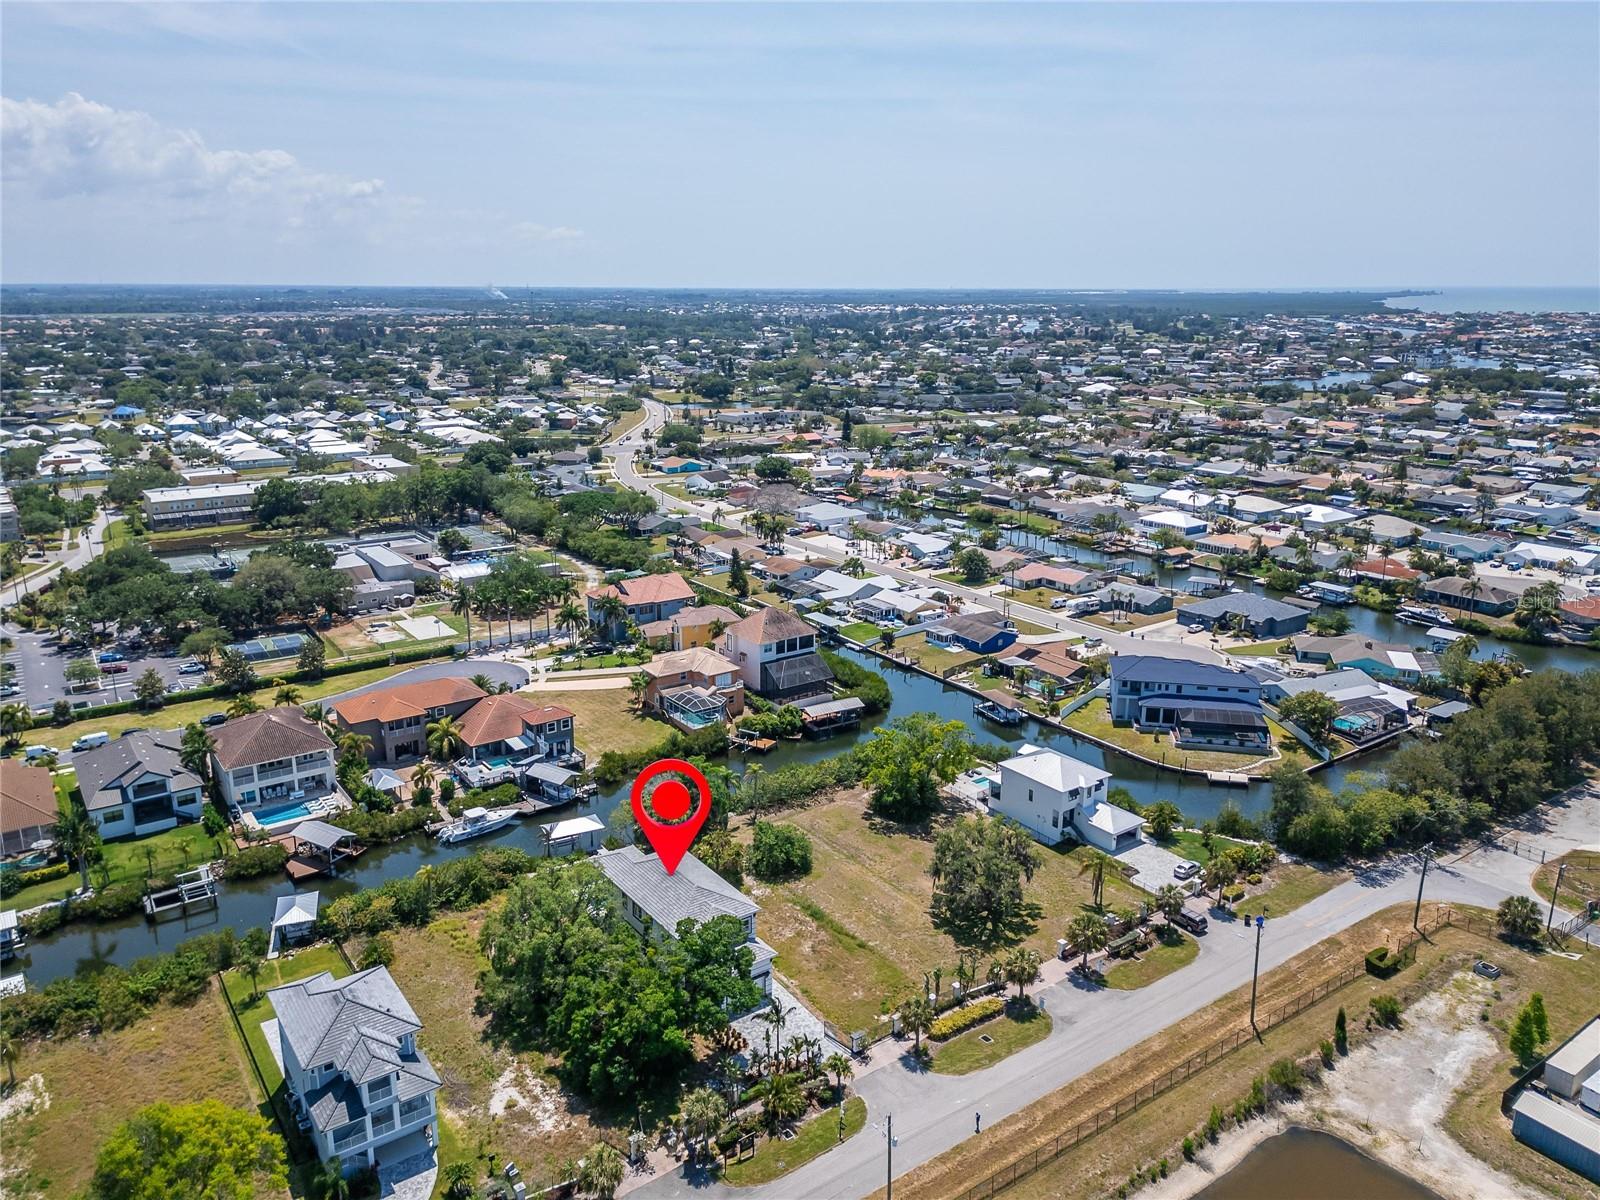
1249, 909, 1268, 1037
1413, 844, 1434, 933
1547, 862, 1567, 931
885, 1114, 894, 1200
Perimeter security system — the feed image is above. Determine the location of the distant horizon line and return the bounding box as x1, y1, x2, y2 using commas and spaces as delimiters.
4, 283, 1596, 294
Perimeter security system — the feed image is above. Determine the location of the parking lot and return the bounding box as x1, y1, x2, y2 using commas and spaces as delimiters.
1, 626, 202, 714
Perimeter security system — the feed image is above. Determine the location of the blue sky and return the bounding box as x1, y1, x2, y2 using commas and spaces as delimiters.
3, 2, 1596, 287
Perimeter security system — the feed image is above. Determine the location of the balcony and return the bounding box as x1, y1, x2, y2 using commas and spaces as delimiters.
256, 766, 295, 783
332, 1126, 368, 1154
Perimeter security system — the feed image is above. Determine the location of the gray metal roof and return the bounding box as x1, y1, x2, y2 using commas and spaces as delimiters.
74, 730, 201, 813
595, 845, 757, 933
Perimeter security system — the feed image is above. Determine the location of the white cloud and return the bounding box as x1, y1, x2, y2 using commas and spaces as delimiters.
1, 91, 386, 225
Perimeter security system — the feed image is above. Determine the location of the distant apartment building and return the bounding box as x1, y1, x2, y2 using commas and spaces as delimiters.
142, 480, 265, 529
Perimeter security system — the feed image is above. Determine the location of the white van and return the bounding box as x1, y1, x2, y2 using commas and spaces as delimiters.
23, 745, 53, 762
72, 731, 111, 752
1050, 596, 1071, 610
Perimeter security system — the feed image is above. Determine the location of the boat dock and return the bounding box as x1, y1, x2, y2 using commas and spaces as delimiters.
730, 730, 777, 753
143, 864, 219, 918
1205, 771, 1251, 787
974, 689, 1027, 726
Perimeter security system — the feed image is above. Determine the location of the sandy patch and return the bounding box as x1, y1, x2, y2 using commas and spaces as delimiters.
398, 615, 453, 641
1143, 974, 1540, 1200
0, 1073, 49, 1124
489, 1063, 562, 1133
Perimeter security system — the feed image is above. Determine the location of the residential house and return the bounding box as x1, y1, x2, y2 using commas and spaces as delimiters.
455, 695, 578, 764
142, 481, 265, 529
989, 746, 1141, 853
1000, 642, 1089, 694
1417, 531, 1506, 562
638, 603, 741, 651
1350, 557, 1421, 585
641, 647, 746, 731
211, 707, 338, 816
1415, 575, 1519, 616
1289, 634, 1441, 683
1092, 582, 1172, 615
0, 761, 57, 856
585, 573, 697, 638
721, 607, 834, 703
1004, 562, 1098, 594
75, 730, 205, 839
1176, 592, 1312, 638
328, 677, 488, 762
1109, 654, 1269, 752
269, 966, 441, 1174
926, 611, 1018, 655
595, 846, 774, 997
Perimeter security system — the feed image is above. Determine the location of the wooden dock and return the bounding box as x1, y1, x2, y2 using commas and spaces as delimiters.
143, 864, 219, 919
730, 731, 777, 754
1205, 771, 1251, 787
285, 845, 366, 882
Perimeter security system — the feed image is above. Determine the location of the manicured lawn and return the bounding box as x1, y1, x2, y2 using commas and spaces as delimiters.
1103, 929, 1199, 990
30, 660, 439, 750
893, 632, 979, 675
0, 985, 257, 1200
1158, 829, 1254, 867
102, 518, 133, 550
1531, 849, 1600, 911
998, 587, 1065, 609
933, 570, 994, 587
1009, 618, 1059, 636
1064, 697, 1296, 776
5, 817, 232, 911
549, 650, 652, 671
1228, 638, 1290, 657
1241, 862, 1347, 916
931, 1004, 1052, 1074
720, 1096, 867, 1187
746, 799, 1144, 1035
1081, 607, 1181, 630
838, 621, 887, 644
519, 686, 671, 758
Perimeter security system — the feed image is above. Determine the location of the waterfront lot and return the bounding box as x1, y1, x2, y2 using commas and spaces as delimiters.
1064, 697, 1317, 776
523, 686, 672, 757
746, 796, 1147, 1035
3, 813, 230, 911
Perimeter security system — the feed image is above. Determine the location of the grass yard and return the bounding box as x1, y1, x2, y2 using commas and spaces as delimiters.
1102, 929, 1198, 990
838, 621, 887, 644
1228, 638, 1290, 657
885, 905, 1529, 1200
1532, 849, 1600, 912
518, 686, 671, 758
933, 570, 995, 588
1157, 829, 1254, 867
1081, 608, 1181, 631
0, 986, 257, 1200
1009, 618, 1060, 637
720, 1096, 868, 1187
931, 1005, 1052, 1075
1063, 697, 1305, 776
221, 945, 351, 1093
1241, 862, 1348, 916
382, 912, 628, 1197
746, 798, 1146, 1035
4, 818, 232, 911
893, 632, 979, 675
31, 660, 439, 750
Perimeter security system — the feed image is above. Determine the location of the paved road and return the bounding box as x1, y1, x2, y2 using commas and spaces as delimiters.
633, 788, 1599, 1199
0, 507, 112, 608
1, 625, 203, 713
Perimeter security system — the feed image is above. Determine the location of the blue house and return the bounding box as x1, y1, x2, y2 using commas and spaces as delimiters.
111, 404, 145, 420
927, 612, 1017, 655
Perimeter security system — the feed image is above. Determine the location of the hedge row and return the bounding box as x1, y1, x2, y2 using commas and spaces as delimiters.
0, 860, 71, 899
930, 996, 1004, 1041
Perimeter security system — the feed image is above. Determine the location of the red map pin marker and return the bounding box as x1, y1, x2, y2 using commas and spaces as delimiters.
630, 758, 711, 875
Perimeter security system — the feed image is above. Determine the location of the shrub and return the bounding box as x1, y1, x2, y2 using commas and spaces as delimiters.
1319, 1039, 1335, 1067
1221, 883, 1246, 902
1334, 1006, 1348, 1054
0, 860, 72, 898
748, 823, 813, 881
1266, 1058, 1304, 1097
358, 932, 395, 969
1369, 993, 1402, 1028
930, 997, 1004, 1041
1181, 1135, 1196, 1161
226, 844, 289, 879
1247, 872, 1263, 885
1205, 1105, 1224, 1141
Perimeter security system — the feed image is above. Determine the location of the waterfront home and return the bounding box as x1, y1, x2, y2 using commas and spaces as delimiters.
75, 730, 205, 839
641, 646, 746, 731
0, 761, 57, 856
721, 607, 835, 703
637, 603, 740, 651
211, 706, 338, 817
1176, 591, 1312, 639
1416, 531, 1507, 562
1091, 582, 1172, 616
329, 677, 488, 762
1109, 654, 1269, 751
584, 572, 696, 638
595, 846, 774, 997
926, 611, 1018, 655
990, 745, 1141, 853
269, 966, 440, 1174
999, 642, 1090, 693
1289, 634, 1441, 683
1003, 562, 1098, 594
1505, 541, 1600, 575
455, 695, 578, 765
1350, 557, 1421, 584
1415, 575, 1520, 616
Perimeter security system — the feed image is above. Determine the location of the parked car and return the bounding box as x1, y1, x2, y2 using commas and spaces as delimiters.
1173, 860, 1202, 881
96, 651, 125, 663
100, 662, 129, 674
23, 745, 53, 762
177, 661, 207, 675
200, 712, 227, 727
0, 685, 20, 698
1051, 596, 1072, 610
1173, 904, 1209, 935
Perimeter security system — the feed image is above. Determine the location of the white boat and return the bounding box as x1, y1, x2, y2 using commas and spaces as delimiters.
1396, 604, 1452, 628
435, 805, 521, 844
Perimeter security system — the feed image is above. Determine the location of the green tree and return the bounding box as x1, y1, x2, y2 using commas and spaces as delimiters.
1496, 894, 1543, 943
0, 1029, 18, 1090
1277, 691, 1339, 746
748, 822, 813, 881
578, 1141, 625, 1200
680, 1086, 728, 1165
215, 648, 256, 694
87, 1099, 285, 1200
441, 1161, 474, 1199
1077, 848, 1113, 910
66, 657, 102, 691
861, 714, 975, 821
1154, 884, 1187, 924
427, 715, 466, 761
296, 635, 327, 678
1509, 1005, 1541, 1065
180, 626, 228, 668
1334, 1006, 1348, 1055
822, 1051, 854, 1101
1067, 911, 1107, 971
1144, 800, 1182, 842
928, 815, 1042, 952
180, 724, 217, 784
133, 668, 167, 710
900, 993, 935, 1055
54, 805, 102, 893
728, 548, 750, 597
1001, 946, 1042, 1000
1528, 992, 1550, 1044
954, 546, 991, 584
761, 1072, 807, 1131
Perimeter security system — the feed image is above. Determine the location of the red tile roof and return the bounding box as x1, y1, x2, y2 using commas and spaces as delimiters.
330, 677, 488, 726
586, 573, 696, 607
455, 694, 575, 746
0, 761, 57, 837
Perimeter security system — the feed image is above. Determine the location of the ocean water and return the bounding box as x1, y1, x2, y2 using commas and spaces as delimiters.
1384, 286, 1600, 314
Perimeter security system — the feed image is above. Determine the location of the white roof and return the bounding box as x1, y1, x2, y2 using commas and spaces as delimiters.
1000, 746, 1110, 793
1083, 799, 1144, 837
272, 892, 320, 927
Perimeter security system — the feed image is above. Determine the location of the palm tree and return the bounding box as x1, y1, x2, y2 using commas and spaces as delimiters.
54, 806, 101, 893
822, 1051, 854, 1102
441, 1161, 474, 1199
303, 704, 339, 738
273, 682, 302, 707
1078, 848, 1113, 910
469, 672, 495, 693
0, 1029, 19, 1092
900, 993, 934, 1056
578, 1141, 625, 1200
1155, 884, 1187, 924
317, 1158, 351, 1200
592, 593, 627, 640
0, 702, 31, 749
427, 715, 465, 762
226, 694, 261, 718
1002, 947, 1042, 1001
1068, 911, 1108, 972
680, 1085, 728, 1165
557, 601, 589, 644
1204, 856, 1236, 904
761, 1073, 807, 1132
337, 732, 373, 761
451, 586, 477, 649
628, 670, 650, 711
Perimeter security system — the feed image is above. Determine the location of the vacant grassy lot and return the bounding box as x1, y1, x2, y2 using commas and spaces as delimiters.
721, 1096, 868, 1187
0, 986, 257, 1200
1102, 929, 1198, 990
884, 905, 1529, 1200
1158, 829, 1254, 867
383, 910, 626, 1196
932, 1005, 1052, 1075
1228, 638, 1290, 657
746, 798, 1146, 1035
522, 686, 671, 758
1242, 862, 1348, 916
838, 621, 887, 644
31, 660, 433, 749
1532, 848, 1600, 912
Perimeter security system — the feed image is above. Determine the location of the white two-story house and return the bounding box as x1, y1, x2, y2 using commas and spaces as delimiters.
990, 745, 1143, 854
268, 966, 440, 1174
209, 706, 337, 817
75, 730, 205, 839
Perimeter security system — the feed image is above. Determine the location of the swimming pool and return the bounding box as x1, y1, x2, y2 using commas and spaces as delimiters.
253, 800, 314, 828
